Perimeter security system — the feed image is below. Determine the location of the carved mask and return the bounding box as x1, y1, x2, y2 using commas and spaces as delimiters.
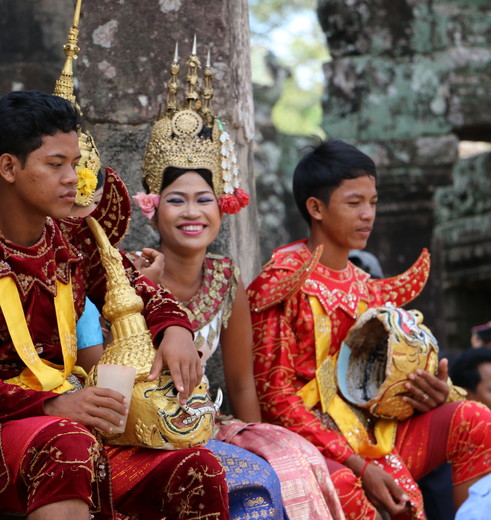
337, 305, 439, 421
107, 370, 219, 449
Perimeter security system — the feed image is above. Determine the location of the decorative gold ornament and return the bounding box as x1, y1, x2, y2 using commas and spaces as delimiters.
53, 0, 101, 207
85, 217, 218, 449
142, 37, 249, 214
337, 305, 439, 421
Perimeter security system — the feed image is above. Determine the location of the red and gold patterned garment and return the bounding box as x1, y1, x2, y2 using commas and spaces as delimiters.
248, 240, 491, 520
0, 169, 229, 520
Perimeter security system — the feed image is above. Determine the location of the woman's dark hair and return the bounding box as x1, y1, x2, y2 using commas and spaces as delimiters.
293, 138, 377, 225
0, 90, 81, 166
160, 167, 214, 192
449, 347, 491, 392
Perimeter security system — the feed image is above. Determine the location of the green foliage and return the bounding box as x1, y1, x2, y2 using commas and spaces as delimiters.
272, 77, 326, 137
249, 0, 329, 137
249, 0, 318, 33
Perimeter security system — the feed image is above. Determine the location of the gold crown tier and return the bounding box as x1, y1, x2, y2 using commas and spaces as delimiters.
85, 217, 216, 449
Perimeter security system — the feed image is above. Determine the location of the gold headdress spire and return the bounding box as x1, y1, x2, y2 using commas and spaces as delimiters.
141, 38, 249, 214
53, 0, 81, 104
54, 0, 101, 207
85, 217, 156, 379
200, 49, 214, 126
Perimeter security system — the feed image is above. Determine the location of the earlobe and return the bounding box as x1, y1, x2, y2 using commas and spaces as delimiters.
0, 154, 18, 183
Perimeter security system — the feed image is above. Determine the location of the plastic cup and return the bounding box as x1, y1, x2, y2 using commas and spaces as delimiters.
96, 364, 136, 433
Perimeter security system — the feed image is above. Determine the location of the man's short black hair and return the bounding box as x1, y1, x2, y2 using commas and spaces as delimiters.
449, 347, 491, 392
292, 138, 377, 225
0, 90, 81, 165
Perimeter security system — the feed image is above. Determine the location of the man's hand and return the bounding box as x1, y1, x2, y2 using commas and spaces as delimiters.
402, 358, 450, 412
345, 455, 409, 515
362, 462, 410, 515
44, 386, 127, 433
148, 325, 202, 405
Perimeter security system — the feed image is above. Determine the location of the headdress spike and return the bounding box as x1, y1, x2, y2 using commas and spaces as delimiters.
72, 0, 82, 28
200, 48, 214, 126
192, 34, 197, 55
165, 43, 180, 116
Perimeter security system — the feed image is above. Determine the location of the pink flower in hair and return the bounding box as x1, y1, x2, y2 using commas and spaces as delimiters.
132, 192, 160, 220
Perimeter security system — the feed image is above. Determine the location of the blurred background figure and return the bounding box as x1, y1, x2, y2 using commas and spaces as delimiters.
470, 323, 491, 349
450, 347, 491, 409
348, 250, 384, 279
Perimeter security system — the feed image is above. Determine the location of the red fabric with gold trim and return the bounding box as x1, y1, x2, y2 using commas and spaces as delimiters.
248, 241, 431, 518
0, 168, 192, 422
248, 240, 430, 317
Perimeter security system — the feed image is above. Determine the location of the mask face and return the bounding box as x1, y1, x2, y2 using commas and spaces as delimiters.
337, 306, 439, 421
106, 371, 217, 449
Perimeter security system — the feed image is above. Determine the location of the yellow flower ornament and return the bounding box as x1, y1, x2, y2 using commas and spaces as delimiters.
75, 167, 98, 206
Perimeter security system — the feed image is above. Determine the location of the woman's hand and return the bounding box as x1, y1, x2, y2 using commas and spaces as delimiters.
134, 247, 165, 286
402, 358, 450, 412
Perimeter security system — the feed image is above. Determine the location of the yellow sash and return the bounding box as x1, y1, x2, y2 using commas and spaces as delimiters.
296, 296, 397, 458
0, 276, 83, 393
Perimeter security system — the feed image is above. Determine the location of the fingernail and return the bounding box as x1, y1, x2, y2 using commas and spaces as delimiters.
417, 369, 423, 375
119, 419, 124, 426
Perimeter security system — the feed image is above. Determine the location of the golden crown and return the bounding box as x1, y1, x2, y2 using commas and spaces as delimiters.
142, 38, 249, 214
53, 0, 101, 207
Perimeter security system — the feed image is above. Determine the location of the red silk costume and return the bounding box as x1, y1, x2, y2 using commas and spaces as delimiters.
0, 169, 229, 519
248, 240, 491, 520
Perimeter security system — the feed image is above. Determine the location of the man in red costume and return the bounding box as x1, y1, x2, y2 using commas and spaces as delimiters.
0, 90, 229, 520
248, 138, 491, 519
